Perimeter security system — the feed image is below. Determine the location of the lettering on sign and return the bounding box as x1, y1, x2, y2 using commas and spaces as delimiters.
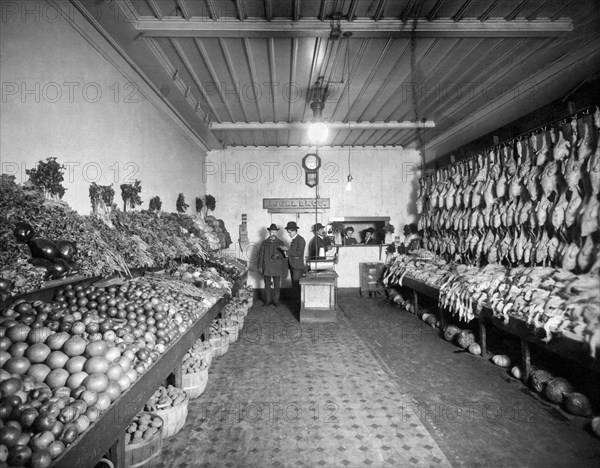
263, 198, 330, 212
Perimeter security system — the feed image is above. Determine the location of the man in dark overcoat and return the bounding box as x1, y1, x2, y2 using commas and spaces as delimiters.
257, 223, 288, 307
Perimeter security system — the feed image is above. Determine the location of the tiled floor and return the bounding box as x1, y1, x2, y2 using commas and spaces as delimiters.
158, 298, 451, 468
157, 291, 600, 468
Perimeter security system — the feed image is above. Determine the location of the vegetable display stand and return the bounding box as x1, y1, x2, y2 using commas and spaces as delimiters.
125, 414, 163, 468
49, 272, 248, 468
153, 394, 189, 439
182, 369, 209, 399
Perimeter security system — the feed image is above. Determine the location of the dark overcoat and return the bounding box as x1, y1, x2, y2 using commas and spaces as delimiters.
257, 237, 288, 276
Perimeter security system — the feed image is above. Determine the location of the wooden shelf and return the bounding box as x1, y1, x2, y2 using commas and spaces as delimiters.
44, 272, 247, 468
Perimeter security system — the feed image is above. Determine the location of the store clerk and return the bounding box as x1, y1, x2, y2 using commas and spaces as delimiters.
308, 223, 330, 260
363, 228, 377, 245
343, 226, 358, 245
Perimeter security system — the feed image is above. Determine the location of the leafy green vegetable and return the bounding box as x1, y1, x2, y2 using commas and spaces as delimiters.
176, 193, 189, 214
26, 157, 66, 200
205, 194, 216, 212
149, 196, 162, 212
120, 180, 142, 212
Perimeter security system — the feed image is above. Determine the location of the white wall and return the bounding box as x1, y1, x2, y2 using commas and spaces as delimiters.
0, 0, 206, 214
206, 146, 421, 287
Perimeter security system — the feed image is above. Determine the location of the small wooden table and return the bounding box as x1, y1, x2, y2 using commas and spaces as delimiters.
300, 270, 338, 322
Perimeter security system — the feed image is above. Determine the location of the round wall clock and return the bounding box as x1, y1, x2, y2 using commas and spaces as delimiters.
302, 153, 321, 171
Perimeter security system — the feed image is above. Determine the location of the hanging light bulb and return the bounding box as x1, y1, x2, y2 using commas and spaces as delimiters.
345, 174, 353, 191
307, 122, 329, 144
307, 83, 328, 144
307, 106, 328, 144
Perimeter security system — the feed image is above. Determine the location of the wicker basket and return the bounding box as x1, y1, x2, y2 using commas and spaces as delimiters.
125, 413, 163, 468
153, 394, 189, 439
182, 369, 209, 399
192, 345, 213, 369
209, 333, 229, 358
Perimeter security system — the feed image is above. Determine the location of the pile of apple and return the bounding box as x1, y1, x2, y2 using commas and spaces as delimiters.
125, 412, 163, 445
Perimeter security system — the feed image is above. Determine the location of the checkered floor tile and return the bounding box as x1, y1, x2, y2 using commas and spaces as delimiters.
156, 303, 452, 468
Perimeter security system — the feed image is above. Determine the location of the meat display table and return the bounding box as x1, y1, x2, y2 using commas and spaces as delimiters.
299, 271, 338, 322
399, 275, 599, 382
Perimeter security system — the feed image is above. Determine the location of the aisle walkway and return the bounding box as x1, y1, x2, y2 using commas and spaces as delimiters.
158, 296, 451, 468
158, 292, 600, 468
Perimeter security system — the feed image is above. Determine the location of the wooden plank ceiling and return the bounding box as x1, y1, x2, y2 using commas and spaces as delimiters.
75, 0, 600, 161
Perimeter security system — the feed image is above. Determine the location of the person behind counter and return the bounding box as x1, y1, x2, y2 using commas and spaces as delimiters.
404, 223, 421, 252
363, 227, 377, 245
342, 226, 358, 245
308, 223, 331, 260
257, 223, 288, 307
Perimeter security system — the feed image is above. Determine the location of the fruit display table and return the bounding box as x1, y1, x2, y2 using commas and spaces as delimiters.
46, 273, 247, 468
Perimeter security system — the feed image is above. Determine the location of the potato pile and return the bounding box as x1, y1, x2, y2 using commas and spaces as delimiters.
125, 412, 163, 445
144, 385, 186, 411
181, 348, 209, 375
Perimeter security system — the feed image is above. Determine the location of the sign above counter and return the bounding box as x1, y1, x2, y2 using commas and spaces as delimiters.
263, 198, 330, 213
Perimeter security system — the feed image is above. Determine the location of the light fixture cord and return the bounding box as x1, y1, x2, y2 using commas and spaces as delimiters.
410, 4, 426, 169
346, 33, 352, 179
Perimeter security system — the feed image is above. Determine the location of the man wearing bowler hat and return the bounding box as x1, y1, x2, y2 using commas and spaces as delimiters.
308, 223, 329, 260
284, 221, 306, 303
257, 223, 288, 307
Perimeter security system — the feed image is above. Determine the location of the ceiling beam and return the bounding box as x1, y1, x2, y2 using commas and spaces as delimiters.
210, 121, 436, 131
205, 0, 219, 20
135, 18, 573, 37
479, 0, 501, 21
146, 0, 163, 20
175, 0, 190, 20
374, 0, 387, 21
235, 0, 245, 21
453, 0, 474, 22
347, 0, 358, 21
426, 0, 446, 22
424, 32, 600, 158
318, 0, 326, 21
400, 0, 417, 23
550, 0, 574, 21
292, 0, 301, 21
114, 0, 139, 22
526, 0, 552, 21
264, 0, 273, 21
505, 0, 529, 21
